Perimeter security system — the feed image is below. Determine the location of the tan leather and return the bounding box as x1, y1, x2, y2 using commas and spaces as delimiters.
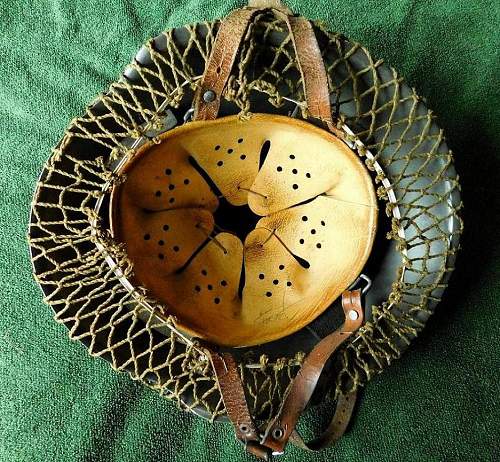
110, 115, 377, 347
193, 7, 258, 121
203, 348, 260, 442
284, 14, 341, 136
261, 289, 364, 453
290, 390, 358, 451
194, 5, 340, 137
245, 442, 273, 461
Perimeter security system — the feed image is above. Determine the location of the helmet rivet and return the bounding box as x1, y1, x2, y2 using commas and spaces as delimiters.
203, 90, 216, 103
349, 310, 359, 321
272, 427, 284, 440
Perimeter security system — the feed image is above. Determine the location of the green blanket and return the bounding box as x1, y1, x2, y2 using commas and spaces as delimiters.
1, 1, 499, 461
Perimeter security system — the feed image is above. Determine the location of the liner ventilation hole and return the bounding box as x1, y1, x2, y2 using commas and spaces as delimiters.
237, 138, 243, 144
163, 224, 169, 231
201, 269, 207, 276
184, 179, 190, 185
155, 190, 162, 197
165, 168, 172, 175
168, 184, 175, 191
144, 233, 151, 240
266, 291, 272, 297
279, 264, 285, 270
258, 273, 265, 280
214, 145, 220, 151
259, 140, 271, 169
158, 240, 164, 246
214, 297, 220, 304
277, 166, 282, 172
292, 184, 299, 190
158, 253, 164, 260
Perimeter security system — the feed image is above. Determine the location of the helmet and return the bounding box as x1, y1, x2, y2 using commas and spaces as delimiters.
29, 0, 462, 459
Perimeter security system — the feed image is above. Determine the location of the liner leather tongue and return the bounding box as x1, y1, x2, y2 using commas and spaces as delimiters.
247, 117, 375, 215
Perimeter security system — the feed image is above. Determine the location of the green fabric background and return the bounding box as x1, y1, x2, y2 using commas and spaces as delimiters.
0, 0, 499, 461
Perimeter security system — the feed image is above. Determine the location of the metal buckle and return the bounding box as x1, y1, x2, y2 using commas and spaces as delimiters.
349, 273, 372, 295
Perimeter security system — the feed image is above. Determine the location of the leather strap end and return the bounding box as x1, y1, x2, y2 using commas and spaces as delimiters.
245, 441, 273, 461
202, 346, 260, 442
261, 290, 364, 453
341, 289, 364, 332
290, 390, 358, 451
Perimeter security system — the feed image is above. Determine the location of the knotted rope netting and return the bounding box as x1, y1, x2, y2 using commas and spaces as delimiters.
29, 12, 462, 423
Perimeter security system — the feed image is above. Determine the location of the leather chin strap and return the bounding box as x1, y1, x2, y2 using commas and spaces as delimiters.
193, 0, 343, 138
201, 290, 363, 460
260, 290, 363, 455
195, 1, 363, 458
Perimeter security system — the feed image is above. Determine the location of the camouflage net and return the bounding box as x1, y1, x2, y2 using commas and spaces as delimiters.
29, 11, 462, 425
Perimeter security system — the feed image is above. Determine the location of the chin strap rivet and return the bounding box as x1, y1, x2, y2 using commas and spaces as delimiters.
348, 310, 359, 321
203, 89, 216, 103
